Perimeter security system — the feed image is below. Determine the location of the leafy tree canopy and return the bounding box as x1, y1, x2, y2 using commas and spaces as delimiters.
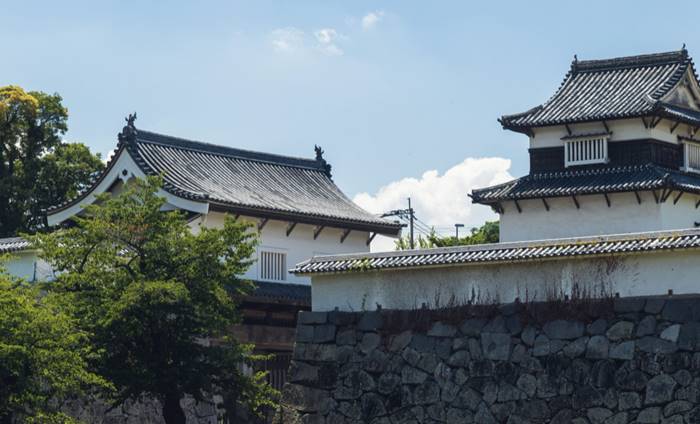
0, 264, 107, 424
395, 221, 500, 250
0, 85, 103, 237
35, 177, 276, 424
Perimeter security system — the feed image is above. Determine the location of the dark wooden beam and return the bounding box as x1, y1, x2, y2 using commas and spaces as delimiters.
514, 199, 522, 213
652, 190, 659, 203
234, 214, 240, 220
641, 117, 649, 129
673, 191, 684, 205
258, 218, 269, 231
634, 191, 642, 205
650, 117, 663, 128
660, 189, 673, 203
670, 121, 681, 134
564, 124, 572, 136
602, 120, 610, 133
541, 198, 550, 211
313, 225, 325, 240
571, 195, 580, 209
603, 193, 611, 207
695, 198, 700, 209
366, 232, 378, 246
340, 229, 351, 243
285, 222, 297, 237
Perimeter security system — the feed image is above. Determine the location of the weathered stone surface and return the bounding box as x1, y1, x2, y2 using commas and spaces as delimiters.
284, 384, 330, 412
289, 361, 319, 384
357, 311, 382, 331
586, 335, 609, 359
637, 406, 661, 423
447, 350, 470, 367
483, 316, 508, 333
401, 367, 427, 385
637, 315, 657, 337
534, 334, 550, 357
609, 341, 635, 360
299, 311, 328, 325
662, 298, 700, 323
543, 320, 585, 340
453, 387, 481, 411
646, 374, 677, 405
460, 318, 487, 336
588, 318, 608, 335
618, 391, 641, 410
563, 336, 589, 358
428, 321, 457, 337
314, 324, 337, 343
388, 330, 412, 352
662, 324, 682, 343
645, 297, 666, 314
614, 297, 645, 313
359, 332, 381, 353
606, 321, 634, 341
638, 336, 678, 354
587, 407, 613, 424
297, 325, 315, 343
678, 322, 700, 350
665, 400, 693, 416
481, 332, 511, 361
336, 329, 356, 346
521, 325, 536, 346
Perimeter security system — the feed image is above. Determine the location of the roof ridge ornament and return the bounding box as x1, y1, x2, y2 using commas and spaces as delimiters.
314, 144, 332, 178
118, 112, 138, 144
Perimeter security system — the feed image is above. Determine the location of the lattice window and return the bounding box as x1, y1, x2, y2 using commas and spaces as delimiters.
259, 250, 287, 282
564, 136, 609, 167
684, 141, 700, 173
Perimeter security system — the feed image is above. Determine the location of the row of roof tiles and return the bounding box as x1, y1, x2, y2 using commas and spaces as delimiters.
470, 164, 700, 204
0, 237, 32, 254
292, 228, 700, 275
500, 50, 700, 132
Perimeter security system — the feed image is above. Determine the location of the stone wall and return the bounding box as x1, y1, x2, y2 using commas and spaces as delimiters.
283, 296, 700, 423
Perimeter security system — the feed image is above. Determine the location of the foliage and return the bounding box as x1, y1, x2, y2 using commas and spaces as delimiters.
0, 85, 103, 237
394, 221, 500, 250
35, 176, 275, 424
0, 263, 107, 423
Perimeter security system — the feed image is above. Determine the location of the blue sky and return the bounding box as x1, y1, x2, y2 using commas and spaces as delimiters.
5, 0, 700, 240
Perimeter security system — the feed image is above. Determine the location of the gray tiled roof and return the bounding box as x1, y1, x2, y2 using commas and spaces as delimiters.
470, 164, 700, 204
292, 228, 700, 274
48, 128, 401, 235
0, 237, 31, 254
249, 281, 310, 305
500, 50, 700, 132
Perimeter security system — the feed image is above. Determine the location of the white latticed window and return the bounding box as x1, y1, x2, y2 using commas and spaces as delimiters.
684, 141, 700, 174
259, 250, 287, 282
564, 136, 609, 167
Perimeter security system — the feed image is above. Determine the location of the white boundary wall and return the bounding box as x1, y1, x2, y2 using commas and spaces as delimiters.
310, 249, 700, 311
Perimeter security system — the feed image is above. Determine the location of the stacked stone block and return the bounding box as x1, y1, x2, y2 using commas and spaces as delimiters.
283, 297, 700, 423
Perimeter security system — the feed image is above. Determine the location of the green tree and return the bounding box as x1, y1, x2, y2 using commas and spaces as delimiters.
0, 264, 107, 424
35, 177, 276, 424
0, 85, 103, 237
394, 221, 500, 250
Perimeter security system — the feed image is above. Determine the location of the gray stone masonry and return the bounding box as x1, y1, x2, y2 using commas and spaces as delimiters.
282, 295, 700, 423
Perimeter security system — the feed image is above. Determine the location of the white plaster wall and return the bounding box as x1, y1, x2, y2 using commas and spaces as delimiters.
201, 212, 369, 284
529, 118, 694, 149
3, 251, 53, 282
310, 250, 700, 311
498, 191, 679, 242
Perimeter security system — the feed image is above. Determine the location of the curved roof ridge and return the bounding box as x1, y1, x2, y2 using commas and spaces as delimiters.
135, 129, 327, 172
573, 49, 688, 73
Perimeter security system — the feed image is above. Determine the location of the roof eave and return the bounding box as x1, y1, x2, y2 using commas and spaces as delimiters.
208, 202, 402, 236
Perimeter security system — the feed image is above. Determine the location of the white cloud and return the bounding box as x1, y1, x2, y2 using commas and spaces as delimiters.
314, 28, 343, 56
361, 11, 384, 30
270, 27, 304, 53
353, 157, 513, 251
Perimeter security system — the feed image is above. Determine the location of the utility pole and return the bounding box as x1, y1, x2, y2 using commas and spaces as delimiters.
408, 197, 415, 249
455, 223, 464, 239
380, 198, 416, 249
